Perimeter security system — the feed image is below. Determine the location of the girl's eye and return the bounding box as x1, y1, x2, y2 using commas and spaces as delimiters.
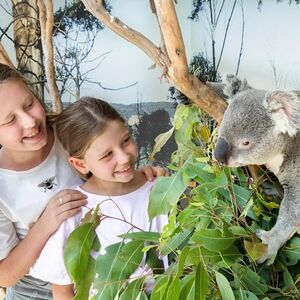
25, 101, 34, 110
6, 116, 16, 125
103, 151, 113, 159
123, 136, 131, 144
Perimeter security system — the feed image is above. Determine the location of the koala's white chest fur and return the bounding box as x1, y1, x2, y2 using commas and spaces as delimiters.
265, 153, 284, 175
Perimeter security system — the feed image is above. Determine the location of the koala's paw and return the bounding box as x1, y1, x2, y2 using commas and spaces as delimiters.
255, 229, 279, 265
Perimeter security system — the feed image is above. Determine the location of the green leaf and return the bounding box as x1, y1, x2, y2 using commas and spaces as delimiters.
233, 290, 259, 300
215, 271, 235, 300
231, 263, 268, 295
149, 127, 175, 160
72, 257, 95, 300
166, 276, 181, 300
150, 276, 170, 300
94, 240, 144, 300
64, 206, 100, 299
174, 104, 190, 130
119, 231, 161, 242
119, 278, 147, 300
279, 237, 300, 266
159, 228, 193, 256
148, 172, 187, 219
179, 276, 195, 300
228, 225, 248, 236
281, 265, 294, 292
191, 228, 236, 252
195, 262, 208, 300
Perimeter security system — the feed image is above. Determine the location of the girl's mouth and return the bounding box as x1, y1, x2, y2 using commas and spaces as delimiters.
23, 124, 44, 143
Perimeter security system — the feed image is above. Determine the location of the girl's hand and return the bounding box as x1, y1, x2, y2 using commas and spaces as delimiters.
37, 189, 88, 236
139, 165, 168, 181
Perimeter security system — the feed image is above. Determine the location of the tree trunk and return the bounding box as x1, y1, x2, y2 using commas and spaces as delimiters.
11, 0, 44, 99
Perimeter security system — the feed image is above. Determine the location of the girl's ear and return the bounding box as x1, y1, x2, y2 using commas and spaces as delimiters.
68, 157, 89, 175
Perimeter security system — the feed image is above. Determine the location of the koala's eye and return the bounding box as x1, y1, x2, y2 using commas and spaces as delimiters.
242, 140, 250, 147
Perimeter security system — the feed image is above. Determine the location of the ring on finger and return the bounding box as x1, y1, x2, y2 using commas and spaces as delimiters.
59, 197, 64, 204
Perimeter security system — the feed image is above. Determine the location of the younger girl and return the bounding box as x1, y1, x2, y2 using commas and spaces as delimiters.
0, 63, 164, 300
30, 97, 167, 299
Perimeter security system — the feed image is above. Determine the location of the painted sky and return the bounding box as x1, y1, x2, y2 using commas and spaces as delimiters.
1, 1, 300, 104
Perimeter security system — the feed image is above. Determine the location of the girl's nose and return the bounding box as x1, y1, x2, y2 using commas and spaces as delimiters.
117, 150, 130, 164
21, 112, 36, 129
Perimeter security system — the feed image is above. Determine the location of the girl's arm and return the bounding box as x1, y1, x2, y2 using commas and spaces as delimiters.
52, 284, 74, 300
0, 189, 87, 287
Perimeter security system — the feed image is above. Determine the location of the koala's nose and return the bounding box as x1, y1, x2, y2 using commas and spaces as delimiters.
214, 137, 230, 164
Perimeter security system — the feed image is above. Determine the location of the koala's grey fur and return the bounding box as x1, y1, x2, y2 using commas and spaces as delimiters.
213, 74, 300, 265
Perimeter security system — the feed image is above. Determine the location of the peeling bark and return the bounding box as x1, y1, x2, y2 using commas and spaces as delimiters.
37, 0, 62, 113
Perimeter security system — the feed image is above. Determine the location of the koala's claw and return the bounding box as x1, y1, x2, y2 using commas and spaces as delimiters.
255, 229, 279, 265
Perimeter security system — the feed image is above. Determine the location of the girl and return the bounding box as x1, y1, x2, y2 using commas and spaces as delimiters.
30, 97, 168, 299
0, 63, 164, 300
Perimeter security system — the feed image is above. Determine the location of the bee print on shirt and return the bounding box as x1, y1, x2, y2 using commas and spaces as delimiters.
37, 176, 57, 192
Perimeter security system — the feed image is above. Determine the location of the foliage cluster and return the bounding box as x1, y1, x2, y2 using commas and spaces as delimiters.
54, 0, 111, 33
64, 103, 300, 299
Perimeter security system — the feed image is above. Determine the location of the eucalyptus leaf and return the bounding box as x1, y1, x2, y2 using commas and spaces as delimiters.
191, 228, 236, 252
279, 237, 300, 266
119, 231, 161, 242
148, 172, 188, 219
215, 271, 235, 300
64, 206, 100, 299
159, 228, 193, 256
94, 240, 144, 300
149, 126, 175, 160
119, 278, 147, 300
231, 263, 268, 295
195, 262, 208, 300
233, 289, 259, 300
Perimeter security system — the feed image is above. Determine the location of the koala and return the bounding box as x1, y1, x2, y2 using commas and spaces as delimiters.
213, 74, 300, 265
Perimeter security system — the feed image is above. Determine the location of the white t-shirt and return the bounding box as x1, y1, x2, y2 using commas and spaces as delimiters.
0, 136, 82, 260
30, 181, 168, 285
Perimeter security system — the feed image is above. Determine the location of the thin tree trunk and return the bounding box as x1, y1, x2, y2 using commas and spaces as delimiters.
37, 0, 62, 113
11, 0, 44, 98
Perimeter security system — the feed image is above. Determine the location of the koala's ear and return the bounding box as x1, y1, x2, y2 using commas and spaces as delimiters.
206, 82, 229, 100
224, 74, 251, 98
264, 90, 300, 136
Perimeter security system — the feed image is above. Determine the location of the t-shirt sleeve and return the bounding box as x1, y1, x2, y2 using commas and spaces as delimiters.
0, 209, 19, 260
30, 215, 80, 285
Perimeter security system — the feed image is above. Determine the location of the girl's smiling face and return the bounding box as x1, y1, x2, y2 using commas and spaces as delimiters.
70, 119, 138, 184
0, 80, 47, 153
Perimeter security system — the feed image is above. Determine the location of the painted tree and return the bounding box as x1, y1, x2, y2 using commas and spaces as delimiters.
80, 0, 228, 123
11, 0, 43, 97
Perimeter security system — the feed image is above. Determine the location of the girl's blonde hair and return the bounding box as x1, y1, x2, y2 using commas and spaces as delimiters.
0, 63, 43, 107
55, 96, 125, 165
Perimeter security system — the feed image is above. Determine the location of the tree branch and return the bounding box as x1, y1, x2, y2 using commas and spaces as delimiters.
36, 0, 62, 113
153, 0, 227, 123
81, 0, 170, 69
81, 0, 227, 123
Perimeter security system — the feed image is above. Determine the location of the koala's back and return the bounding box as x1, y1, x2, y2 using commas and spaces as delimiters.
280, 132, 300, 182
